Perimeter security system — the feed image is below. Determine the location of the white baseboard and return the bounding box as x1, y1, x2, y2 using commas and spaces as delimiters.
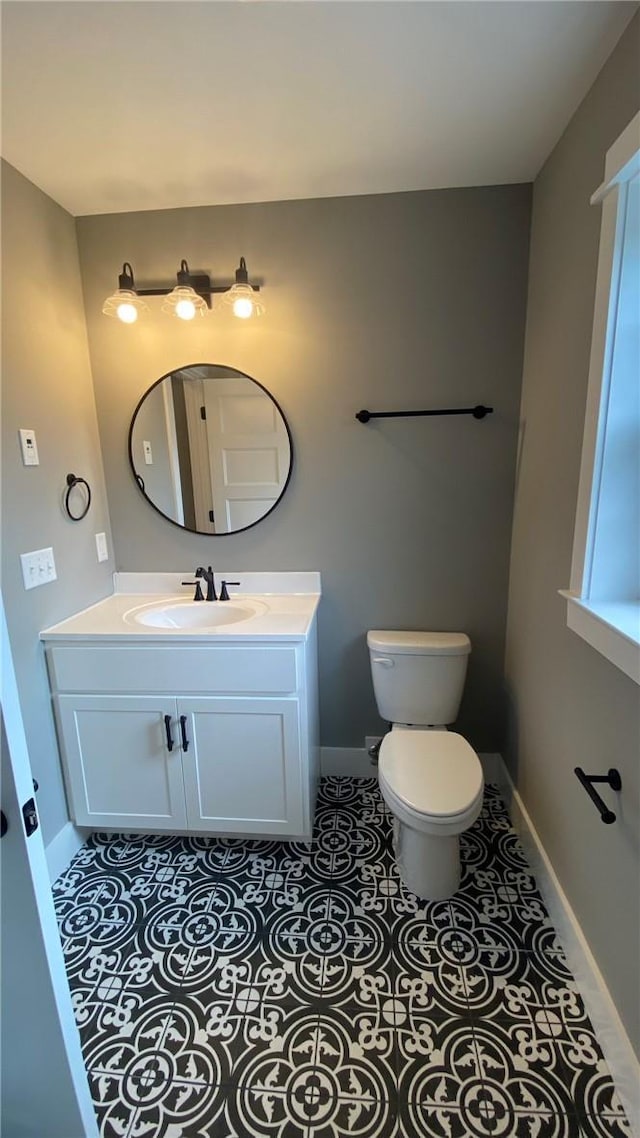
495, 757, 639, 1135
45, 821, 90, 884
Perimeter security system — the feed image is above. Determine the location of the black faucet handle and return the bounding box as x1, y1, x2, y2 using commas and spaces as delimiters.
219, 580, 240, 601
181, 579, 205, 601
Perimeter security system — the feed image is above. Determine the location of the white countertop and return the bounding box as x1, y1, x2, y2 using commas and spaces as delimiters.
40, 572, 321, 643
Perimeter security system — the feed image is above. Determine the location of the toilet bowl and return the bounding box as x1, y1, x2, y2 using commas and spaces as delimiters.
367, 629, 484, 900
378, 726, 483, 899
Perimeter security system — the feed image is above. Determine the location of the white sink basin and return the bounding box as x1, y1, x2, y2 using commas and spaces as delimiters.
125, 599, 267, 630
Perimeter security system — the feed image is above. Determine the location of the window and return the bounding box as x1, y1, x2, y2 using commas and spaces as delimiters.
562, 111, 640, 685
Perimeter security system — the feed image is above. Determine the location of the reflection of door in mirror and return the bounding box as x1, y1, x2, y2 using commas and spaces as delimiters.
129, 364, 293, 535
180, 368, 290, 533
208, 376, 289, 532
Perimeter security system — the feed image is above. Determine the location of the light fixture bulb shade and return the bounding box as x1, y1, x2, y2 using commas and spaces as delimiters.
162, 285, 207, 319
102, 289, 149, 322
223, 282, 265, 319
118, 302, 139, 324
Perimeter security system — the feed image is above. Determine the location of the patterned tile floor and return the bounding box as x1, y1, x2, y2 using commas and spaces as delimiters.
52, 778, 630, 1138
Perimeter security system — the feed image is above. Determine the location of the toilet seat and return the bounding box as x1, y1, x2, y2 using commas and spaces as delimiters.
378, 729, 483, 832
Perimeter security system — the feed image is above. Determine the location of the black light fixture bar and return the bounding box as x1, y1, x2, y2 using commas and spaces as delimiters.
136, 280, 214, 307
355, 404, 493, 423
130, 258, 261, 307
136, 283, 262, 298
135, 284, 260, 298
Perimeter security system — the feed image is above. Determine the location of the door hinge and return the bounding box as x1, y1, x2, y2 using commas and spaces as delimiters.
200, 405, 207, 421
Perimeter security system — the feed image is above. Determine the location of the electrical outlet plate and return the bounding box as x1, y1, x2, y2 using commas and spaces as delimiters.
95, 532, 108, 562
20, 547, 56, 590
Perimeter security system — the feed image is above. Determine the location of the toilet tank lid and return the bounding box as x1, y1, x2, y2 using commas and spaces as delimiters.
367, 630, 471, 655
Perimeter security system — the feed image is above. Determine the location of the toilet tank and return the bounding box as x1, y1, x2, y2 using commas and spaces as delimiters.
367, 630, 471, 725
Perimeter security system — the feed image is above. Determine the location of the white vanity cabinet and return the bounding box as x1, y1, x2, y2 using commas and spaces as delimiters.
55, 694, 189, 831
46, 636, 318, 840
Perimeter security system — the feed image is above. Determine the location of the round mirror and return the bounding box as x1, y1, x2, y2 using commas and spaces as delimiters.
129, 364, 293, 535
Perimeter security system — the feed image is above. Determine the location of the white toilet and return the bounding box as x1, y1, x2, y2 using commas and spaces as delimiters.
367, 630, 484, 901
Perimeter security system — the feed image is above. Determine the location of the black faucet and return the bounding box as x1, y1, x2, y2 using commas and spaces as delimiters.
219, 580, 240, 601
181, 576, 204, 601
196, 566, 217, 602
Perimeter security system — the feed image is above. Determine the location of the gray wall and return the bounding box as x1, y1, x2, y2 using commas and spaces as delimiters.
77, 185, 531, 752
1, 161, 114, 844
504, 13, 640, 1055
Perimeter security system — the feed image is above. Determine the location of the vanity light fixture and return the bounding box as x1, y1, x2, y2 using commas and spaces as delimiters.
101, 262, 150, 323
161, 260, 209, 320
221, 257, 265, 319
102, 257, 262, 322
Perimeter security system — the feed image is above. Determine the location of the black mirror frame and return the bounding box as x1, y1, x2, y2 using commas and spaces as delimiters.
128, 362, 294, 536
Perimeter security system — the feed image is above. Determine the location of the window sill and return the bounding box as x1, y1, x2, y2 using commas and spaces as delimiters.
560, 592, 640, 685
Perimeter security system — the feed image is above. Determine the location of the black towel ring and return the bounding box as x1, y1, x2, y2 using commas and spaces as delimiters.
64, 473, 92, 521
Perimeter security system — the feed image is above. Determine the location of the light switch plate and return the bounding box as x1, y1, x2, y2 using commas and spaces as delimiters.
143, 440, 153, 465
19, 428, 39, 466
20, 547, 56, 590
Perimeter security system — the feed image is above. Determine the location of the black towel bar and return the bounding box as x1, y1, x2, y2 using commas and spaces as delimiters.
355, 404, 493, 423
574, 767, 621, 824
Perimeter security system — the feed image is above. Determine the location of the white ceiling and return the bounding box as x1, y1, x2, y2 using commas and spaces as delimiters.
1, 1, 636, 217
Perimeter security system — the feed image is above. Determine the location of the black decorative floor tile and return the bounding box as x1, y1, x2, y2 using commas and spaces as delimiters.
136, 881, 267, 992
67, 942, 181, 1051
54, 875, 147, 975
226, 1082, 397, 1137
579, 1114, 632, 1138
470, 1018, 600, 1116
88, 831, 187, 872
397, 1017, 491, 1117
213, 849, 322, 924
399, 1104, 580, 1137
461, 947, 578, 1018
224, 1007, 398, 1134
316, 775, 380, 810
88, 1063, 227, 1138
448, 870, 555, 953
54, 778, 629, 1138
576, 1077, 632, 1134
308, 806, 393, 882
332, 857, 431, 934
393, 915, 474, 1024
269, 910, 394, 1008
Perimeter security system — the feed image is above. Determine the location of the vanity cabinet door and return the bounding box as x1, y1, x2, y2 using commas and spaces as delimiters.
55, 695, 188, 830
179, 697, 303, 835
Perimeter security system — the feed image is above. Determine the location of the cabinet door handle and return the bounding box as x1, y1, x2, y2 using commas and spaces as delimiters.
164, 714, 174, 752
180, 715, 189, 752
